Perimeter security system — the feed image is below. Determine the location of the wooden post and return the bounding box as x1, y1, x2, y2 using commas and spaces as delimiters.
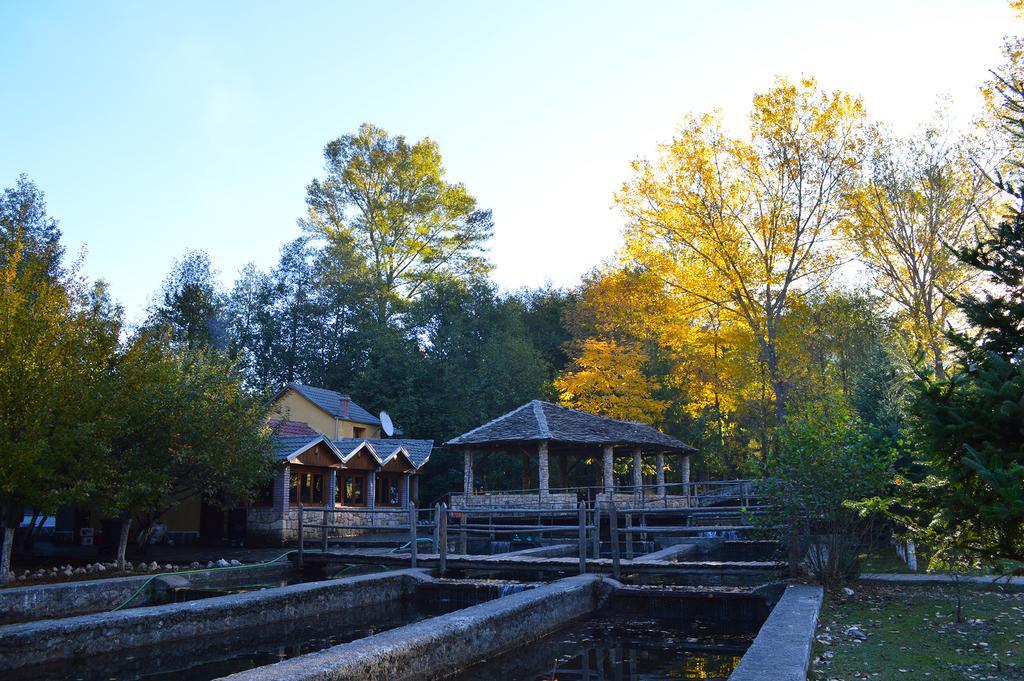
625, 512, 634, 560
656, 452, 666, 498
320, 506, 329, 553
632, 448, 642, 493
408, 502, 418, 568
459, 512, 468, 554
463, 450, 474, 496
578, 502, 587, 574
297, 503, 304, 569
602, 445, 614, 495
592, 505, 601, 558
439, 503, 448, 576
609, 499, 621, 580
432, 503, 441, 553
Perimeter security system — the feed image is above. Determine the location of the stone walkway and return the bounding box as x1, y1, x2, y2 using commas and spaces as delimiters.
860, 572, 1024, 588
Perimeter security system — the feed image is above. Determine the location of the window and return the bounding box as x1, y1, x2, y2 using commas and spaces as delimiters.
353, 426, 366, 439
338, 473, 366, 506
377, 474, 402, 506
289, 469, 325, 505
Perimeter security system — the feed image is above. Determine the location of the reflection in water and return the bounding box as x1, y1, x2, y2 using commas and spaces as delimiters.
445, 615, 749, 681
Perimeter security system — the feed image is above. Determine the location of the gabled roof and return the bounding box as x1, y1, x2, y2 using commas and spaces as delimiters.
275, 382, 381, 425
271, 435, 346, 463
268, 419, 320, 437
333, 439, 384, 466
334, 438, 433, 469
444, 400, 696, 453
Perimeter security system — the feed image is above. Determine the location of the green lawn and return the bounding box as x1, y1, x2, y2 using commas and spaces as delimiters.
810, 583, 1024, 681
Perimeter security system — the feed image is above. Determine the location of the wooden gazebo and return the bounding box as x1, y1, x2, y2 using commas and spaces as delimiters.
445, 400, 696, 506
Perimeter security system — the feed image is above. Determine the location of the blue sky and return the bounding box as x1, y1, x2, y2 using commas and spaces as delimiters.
0, 0, 1015, 321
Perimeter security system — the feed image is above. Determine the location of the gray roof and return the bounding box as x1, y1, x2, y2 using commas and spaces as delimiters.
271, 435, 327, 462
334, 438, 433, 468
444, 400, 696, 453
283, 382, 381, 425
271, 434, 432, 469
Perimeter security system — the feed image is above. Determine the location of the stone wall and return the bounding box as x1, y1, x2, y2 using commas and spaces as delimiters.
450, 493, 578, 510
247, 507, 411, 545
220, 574, 612, 681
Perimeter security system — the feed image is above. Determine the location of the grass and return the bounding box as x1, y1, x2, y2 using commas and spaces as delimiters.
810, 583, 1024, 681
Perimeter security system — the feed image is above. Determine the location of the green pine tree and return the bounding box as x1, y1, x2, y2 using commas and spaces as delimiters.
911, 73, 1024, 565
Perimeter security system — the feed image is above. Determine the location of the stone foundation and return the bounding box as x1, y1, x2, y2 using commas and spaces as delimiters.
247, 507, 409, 545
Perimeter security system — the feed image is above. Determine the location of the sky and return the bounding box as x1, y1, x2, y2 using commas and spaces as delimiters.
0, 0, 1017, 322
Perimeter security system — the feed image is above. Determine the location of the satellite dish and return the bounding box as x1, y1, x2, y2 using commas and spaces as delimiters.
380, 411, 395, 437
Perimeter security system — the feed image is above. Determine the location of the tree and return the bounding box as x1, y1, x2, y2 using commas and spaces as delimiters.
843, 123, 993, 378
555, 339, 667, 422
758, 399, 893, 585
0, 235, 116, 582
85, 339, 275, 568
305, 123, 493, 325
893, 72, 1024, 566
0, 174, 63, 277
147, 250, 227, 351
618, 77, 866, 424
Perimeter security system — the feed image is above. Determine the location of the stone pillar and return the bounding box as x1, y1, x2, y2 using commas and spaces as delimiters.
538, 440, 550, 498
632, 448, 643, 492
326, 469, 337, 508
463, 450, 474, 496
401, 473, 411, 508
655, 452, 666, 496
680, 453, 691, 494
367, 470, 377, 509
275, 465, 290, 513
603, 445, 614, 495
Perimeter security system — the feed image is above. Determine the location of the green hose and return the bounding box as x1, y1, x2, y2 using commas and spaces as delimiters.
110, 549, 321, 611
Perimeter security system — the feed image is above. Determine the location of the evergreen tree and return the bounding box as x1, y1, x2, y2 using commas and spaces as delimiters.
911, 74, 1024, 564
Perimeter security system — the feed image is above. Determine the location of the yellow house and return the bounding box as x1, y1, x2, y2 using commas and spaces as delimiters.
269, 382, 384, 440
245, 383, 433, 545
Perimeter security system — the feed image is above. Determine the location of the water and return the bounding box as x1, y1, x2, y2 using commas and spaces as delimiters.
7, 600, 456, 681
444, 614, 750, 681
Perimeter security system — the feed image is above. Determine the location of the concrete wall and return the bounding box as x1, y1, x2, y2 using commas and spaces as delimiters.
220, 574, 614, 681
0, 563, 296, 625
0, 569, 428, 670
729, 584, 823, 681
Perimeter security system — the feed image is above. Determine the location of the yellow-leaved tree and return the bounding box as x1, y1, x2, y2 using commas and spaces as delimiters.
842, 123, 994, 378
554, 338, 666, 423
617, 77, 866, 423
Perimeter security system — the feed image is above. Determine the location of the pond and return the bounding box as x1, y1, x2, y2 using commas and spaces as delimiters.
8, 598, 459, 681
444, 613, 752, 681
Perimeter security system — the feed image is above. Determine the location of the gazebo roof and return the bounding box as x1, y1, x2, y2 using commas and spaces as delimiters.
445, 400, 696, 453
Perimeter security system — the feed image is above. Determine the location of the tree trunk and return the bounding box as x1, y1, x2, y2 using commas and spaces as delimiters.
116, 518, 132, 571
1, 525, 14, 584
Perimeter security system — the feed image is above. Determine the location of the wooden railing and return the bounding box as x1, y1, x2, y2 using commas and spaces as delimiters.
297, 483, 767, 581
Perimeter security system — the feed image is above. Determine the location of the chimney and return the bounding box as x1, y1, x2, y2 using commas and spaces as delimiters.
340, 395, 351, 419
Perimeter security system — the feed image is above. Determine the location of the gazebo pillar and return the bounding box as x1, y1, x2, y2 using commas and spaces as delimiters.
538, 440, 550, 497
655, 452, 666, 496
463, 450, 474, 496
602, 445, 614, 495
680, 453, 691, 489
632, 447, 643, 492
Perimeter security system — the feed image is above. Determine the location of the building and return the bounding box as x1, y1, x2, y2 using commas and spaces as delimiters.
246, 383, 433, 545
446, 400, 694, 509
